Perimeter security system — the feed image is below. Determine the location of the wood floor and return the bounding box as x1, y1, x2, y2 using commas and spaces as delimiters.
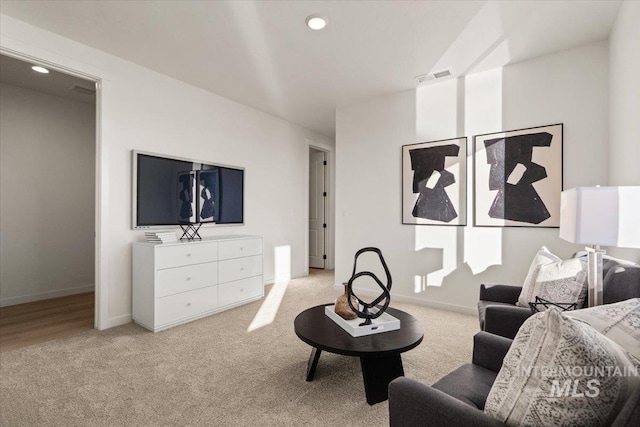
0, 292, 94, 353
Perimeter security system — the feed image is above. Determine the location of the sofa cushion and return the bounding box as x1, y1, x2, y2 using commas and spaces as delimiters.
484, 307, 640, 427
517, 251, 588, 309
432, 363, 498, 410
566, 298, 640, 361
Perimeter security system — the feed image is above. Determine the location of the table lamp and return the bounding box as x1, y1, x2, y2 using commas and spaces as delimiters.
559, 186, 640, 307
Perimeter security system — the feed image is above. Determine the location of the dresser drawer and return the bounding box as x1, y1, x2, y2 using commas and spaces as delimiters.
218, 238, 262, 260
155, 242, 218, 269
218, 255, 262, 283
155, 285, 218, 326
155, 262, 218, 298
218, 276, 263, 307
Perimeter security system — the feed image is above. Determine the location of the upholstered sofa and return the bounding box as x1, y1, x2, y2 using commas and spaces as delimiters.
478, 257, 640, 339
389, 309, 640, 426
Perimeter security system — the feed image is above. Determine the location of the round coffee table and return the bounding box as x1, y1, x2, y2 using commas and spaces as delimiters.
294, 304, 424, 405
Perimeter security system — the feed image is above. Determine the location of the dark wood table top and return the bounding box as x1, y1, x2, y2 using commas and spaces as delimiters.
294, 304, 424, 357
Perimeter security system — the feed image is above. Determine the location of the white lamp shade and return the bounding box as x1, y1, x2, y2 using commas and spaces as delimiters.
559, 186, 640, 248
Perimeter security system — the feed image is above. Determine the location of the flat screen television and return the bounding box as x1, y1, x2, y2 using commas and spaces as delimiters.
132, 151, 244, 228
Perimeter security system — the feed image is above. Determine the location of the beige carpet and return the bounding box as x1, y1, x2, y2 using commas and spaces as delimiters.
0, 270, 479, 426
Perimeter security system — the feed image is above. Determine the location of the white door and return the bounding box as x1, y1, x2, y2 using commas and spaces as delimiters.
309, 150, 326, 269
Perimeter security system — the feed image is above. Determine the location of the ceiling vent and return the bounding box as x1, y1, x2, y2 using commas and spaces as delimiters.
415, 69, 453, 86
70, 84, 96, 96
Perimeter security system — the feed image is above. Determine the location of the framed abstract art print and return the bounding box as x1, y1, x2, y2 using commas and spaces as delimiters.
473, 124, 563, 227
402, 137, 467, 226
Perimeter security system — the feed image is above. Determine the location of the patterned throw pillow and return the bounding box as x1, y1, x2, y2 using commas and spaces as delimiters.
566, 298, 640, 361
517, 246, 561, 307
517, 251, 588, 309
485, 308, 640, 426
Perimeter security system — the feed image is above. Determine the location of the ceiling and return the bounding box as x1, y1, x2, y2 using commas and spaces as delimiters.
0, 1, 622, 137
0, 54, 96, 104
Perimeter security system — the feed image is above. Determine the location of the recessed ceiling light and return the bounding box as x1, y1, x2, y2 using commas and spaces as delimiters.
32, 66, 49, 74
306, 14, 327, 30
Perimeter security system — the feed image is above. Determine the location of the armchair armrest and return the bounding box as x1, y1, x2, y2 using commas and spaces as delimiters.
389, 377, 505, 427
472, 332, 513, 373
484, 305, 532, 339
603, 264, 640, 304
479, 283, 522, 304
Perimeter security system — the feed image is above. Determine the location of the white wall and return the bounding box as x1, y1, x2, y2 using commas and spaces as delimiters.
609, 0, 640, 187
1, 15, 334, 328
607, 0, 640, 262
336, 41, 612, 314
336, 89, 417, 297
0, 82, 95, 306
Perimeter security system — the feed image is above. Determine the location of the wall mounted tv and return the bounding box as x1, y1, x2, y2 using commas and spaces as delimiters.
132, 151, 244, 228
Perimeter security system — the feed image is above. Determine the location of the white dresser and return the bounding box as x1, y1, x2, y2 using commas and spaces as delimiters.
132, 235, 263, 332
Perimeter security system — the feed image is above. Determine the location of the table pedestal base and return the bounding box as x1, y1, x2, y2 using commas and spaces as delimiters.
305, 347, 404, 405
360, 353, 404, 405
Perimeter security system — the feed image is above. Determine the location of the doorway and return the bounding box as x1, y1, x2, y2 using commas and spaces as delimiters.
0, 53, 98, 350
309, 147, 327, 269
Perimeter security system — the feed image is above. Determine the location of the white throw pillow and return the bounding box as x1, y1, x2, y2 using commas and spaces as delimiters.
516, 246, 561, 307
566, 298, 640, 361
525, 258, 588, 309
485, 308, 640, 427
516, 246, 588, 309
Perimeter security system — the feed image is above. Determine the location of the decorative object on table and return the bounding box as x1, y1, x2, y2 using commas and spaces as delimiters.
334, 283, 358, 320
528, 296, 577, 314
144, 230, 178, 243
325, 305, 400, 337
347, 247, 392, 326
402, 137, 467, 225
473, 123, 563, 227
559, 186, 640, 306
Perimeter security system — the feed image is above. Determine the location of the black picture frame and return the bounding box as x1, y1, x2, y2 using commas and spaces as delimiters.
197, 169, 220, 223
176, 171, 197, 224
402, 137, 467, 226
473, 123, 563, 228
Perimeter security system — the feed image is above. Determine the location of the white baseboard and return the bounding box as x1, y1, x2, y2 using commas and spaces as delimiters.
107, 314, 132, 328
0, 284, 94, 307
353, 287, 476, 316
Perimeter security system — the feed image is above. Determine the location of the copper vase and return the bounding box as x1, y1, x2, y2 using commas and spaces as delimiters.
335, 283, 358, 320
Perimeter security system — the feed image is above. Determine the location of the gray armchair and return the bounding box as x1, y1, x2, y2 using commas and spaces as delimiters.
478, 258, 640, 339
389, 329, 640, 427
388, 331, 511, 427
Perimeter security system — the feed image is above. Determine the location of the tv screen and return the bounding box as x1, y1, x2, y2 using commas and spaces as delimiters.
133, 151, 244, 228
